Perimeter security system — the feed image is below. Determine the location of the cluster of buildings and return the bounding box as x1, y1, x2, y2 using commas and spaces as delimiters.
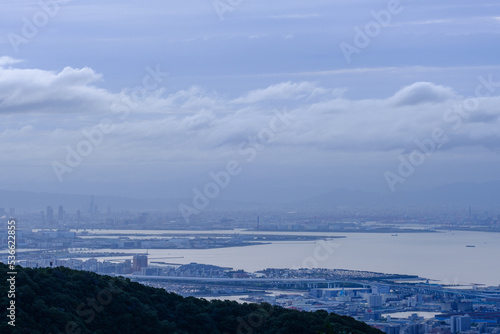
0, 229, 76, 249
258, 268, 411, 280
111, 236, 256, 249
19, 254, 149, 275
288, 290, 499, 334
3, 202, 500, 233
5, 251, 500, 334
0, 228, 259, 252
234, 284, 500, 334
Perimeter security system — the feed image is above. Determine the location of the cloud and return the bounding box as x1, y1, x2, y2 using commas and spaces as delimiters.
389, 82, 456, 107
268, 13, 321, 19
394, 19, 455, 26
0, 65, 110, 113
2, 61, 500, 187
0, 56, 23, 67
232, 81, 329, 104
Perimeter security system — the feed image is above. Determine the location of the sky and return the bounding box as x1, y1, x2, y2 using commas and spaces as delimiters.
1, 0, 500, 204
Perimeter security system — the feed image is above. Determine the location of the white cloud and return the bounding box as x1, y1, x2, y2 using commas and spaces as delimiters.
0, 56, 23, 67
396, 19, 455, 26
2, 62, 500, 189
389, 82, 456, 107
0, 65, 110, 112
268, 13, 321, 19
232, 81, 329, 104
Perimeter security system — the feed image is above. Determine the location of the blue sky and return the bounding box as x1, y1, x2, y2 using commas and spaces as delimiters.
1, 0, 500, 202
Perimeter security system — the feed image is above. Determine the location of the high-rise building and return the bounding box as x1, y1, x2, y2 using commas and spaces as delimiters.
132, 254, 148, 272
139, 213, 149, 225
450, 315, 459, 333
89, 195, 95, 214
9, 207, 15, 218
400, 323, 425, 334
76, 210, 81, 222
368, 294, 383, 308
47, 206, 54, 223
451, 314, 471, 333
58, 206, 64, 221
383, 325, 400, 334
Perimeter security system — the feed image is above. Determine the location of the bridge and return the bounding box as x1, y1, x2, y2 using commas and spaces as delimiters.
117, 275, 372, 289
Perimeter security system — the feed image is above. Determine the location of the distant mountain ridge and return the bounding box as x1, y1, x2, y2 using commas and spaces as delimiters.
0, 189, 264, 212
291, 181, 500, 210
1, 180, 499, 212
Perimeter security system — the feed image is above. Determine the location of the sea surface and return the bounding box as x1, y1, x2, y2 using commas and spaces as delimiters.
71, 229, 500, 286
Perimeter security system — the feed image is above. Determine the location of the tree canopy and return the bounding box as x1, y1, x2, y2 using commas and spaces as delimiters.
0, 263, 382, 334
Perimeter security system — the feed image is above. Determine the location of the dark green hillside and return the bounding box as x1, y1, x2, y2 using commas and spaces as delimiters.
0, 263, 382, 334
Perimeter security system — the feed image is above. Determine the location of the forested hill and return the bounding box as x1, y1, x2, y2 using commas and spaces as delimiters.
0, 263, 382, 334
